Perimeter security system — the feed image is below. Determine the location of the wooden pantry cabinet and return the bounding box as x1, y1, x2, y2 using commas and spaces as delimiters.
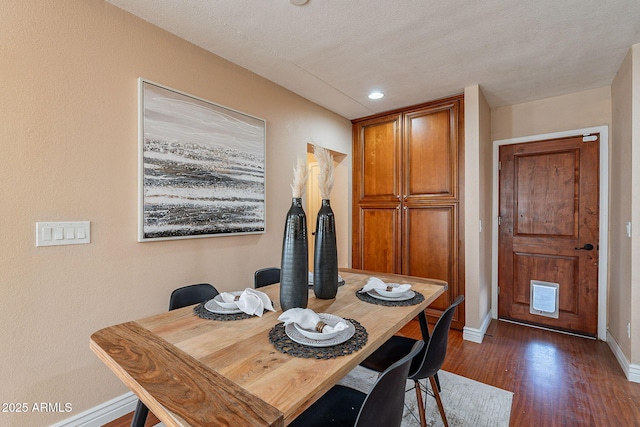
352, 95, 465, 329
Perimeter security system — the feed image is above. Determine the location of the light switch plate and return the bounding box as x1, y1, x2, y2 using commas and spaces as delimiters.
36, 221, 90, 247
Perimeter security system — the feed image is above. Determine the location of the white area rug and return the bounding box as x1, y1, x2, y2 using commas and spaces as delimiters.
337, 366, 513, 427
154, 367, 513, 427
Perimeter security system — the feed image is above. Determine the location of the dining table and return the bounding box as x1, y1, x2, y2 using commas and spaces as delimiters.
90, 268, 447, 427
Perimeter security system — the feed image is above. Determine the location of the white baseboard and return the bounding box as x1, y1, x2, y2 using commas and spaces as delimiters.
49, 392, 138, 427
631, 364, 640, 383
462, 312, 492, 343
606, 330, 640, 383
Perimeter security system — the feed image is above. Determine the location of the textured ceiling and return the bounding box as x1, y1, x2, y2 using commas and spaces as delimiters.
106, 0, 640, 119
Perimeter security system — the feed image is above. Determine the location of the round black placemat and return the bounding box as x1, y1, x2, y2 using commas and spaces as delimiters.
193, 300, 253, 321
355, 289, 425, 307
269, 319, 368, 359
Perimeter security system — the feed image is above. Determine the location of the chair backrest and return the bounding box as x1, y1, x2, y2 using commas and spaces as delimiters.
355, 340, 424, 427
254, 267, 281, 288
169, 283, 219, 310
410, 295, 464, 381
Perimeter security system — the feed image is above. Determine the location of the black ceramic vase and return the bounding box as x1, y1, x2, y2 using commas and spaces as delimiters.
313, 199, 338, 299
280, 197, 309, 311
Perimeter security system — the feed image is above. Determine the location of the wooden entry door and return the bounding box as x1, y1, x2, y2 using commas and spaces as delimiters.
498, 134, 599, 336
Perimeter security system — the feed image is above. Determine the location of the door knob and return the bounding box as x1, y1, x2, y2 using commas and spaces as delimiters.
575, 243, 594, 251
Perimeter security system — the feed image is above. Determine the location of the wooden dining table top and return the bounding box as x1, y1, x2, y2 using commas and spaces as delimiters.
90, 268, 447, 427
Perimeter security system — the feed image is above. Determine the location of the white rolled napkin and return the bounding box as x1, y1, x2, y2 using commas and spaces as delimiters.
221, 288, 275, 317
278, 308, 347, 334
220, 292, 241, 304
359, 277, 412, 294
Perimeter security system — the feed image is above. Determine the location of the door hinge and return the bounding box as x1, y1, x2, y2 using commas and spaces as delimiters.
497, 286, 500, 295
498, 161, 502, 171
498, 216, 502, 226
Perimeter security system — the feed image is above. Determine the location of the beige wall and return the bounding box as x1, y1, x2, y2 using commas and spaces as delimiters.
479, 89, 493, 328
611, 48, 634, 359
463, 85, 492, 333
492, 86, 611, 141
0, 1, 351, 426
610, 43, 640, 370
633, 44, 640, 365
480, 89, 493, 328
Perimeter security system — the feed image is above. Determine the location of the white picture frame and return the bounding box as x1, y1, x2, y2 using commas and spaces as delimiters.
138, 79, 266, 241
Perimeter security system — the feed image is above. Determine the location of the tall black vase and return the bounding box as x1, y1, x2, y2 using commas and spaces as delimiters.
313, 199, 338, 299
280, 197, 309, 311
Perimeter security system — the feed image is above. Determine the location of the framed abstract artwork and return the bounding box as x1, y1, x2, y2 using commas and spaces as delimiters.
138, 79, 266, 241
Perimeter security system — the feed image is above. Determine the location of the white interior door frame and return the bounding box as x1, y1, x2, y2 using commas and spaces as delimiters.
491, 126, 609, 340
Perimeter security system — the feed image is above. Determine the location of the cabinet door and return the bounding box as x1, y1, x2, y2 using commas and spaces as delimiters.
353, 114, 402, 202
403, 99, 464, 328
355, 206, 401, 273
402, 204, 463, 327
404, 102, 459, 201
352, 114, 402, 270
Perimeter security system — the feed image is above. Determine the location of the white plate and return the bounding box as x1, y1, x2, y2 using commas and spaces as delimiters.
204, 298, 243, 314
367, 289, 415, 302
214, 291, 243, 309
285, 313, 355, 347
375, 283, 412, 298
294, 322, 340, 340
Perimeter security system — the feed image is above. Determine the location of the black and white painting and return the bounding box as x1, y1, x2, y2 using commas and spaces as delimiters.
138, 79, 266, 241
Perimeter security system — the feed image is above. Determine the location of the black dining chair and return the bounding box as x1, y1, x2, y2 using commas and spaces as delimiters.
254, 267, 281, 288
289, 340, 424, 427
360, 295, 464, 427
130, 283, 219, 427
168, 283, 220, 310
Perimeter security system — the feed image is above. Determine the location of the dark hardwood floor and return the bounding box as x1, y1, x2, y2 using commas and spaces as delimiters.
106, 319, 640, 426
400, 319, 640, 426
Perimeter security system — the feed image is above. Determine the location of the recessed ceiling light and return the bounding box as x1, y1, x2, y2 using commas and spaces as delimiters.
368, 92, 384, 100
290, 0, 309, 5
